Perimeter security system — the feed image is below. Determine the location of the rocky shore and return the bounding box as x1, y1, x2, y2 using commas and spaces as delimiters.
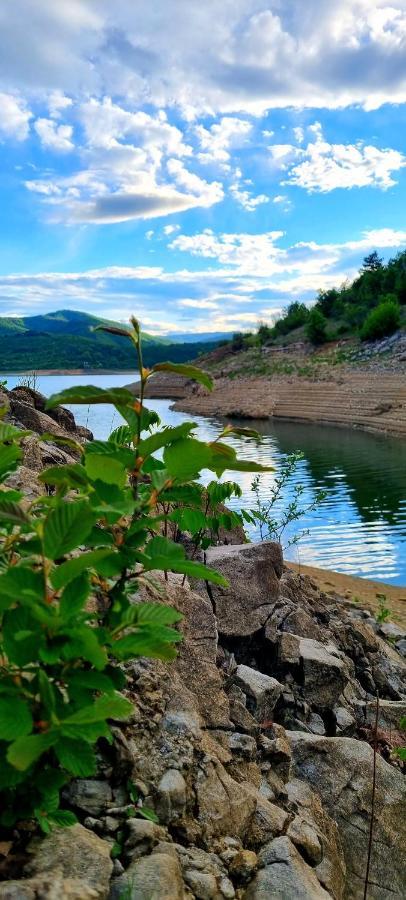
1, 385, 405, 899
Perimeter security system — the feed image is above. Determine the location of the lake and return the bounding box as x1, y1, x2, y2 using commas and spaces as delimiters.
3, 372, 406, 585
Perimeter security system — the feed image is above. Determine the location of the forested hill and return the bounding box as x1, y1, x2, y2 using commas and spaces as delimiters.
0, 310, 221, 370
229, 249, 406, 351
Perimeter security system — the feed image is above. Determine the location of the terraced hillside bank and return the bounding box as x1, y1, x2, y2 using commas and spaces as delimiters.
135, 371, 406, 438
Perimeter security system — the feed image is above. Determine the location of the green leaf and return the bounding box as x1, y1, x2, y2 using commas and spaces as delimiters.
55, 739, 97, 776
0, 499, 30, 524
135, 602, 183, 626
0, 421, 27, 441
169, 507, 207, 534
40, 433, 85, 455
38, 670, 56, 713
86, 440, 135, 468
46, 386, 135, 409
163, 438, 212, 480
51, 549, 113, 590
108, 425, 133, 446
38, 464, 89, 488
166, 559, 228, 586
152, 362, 213, 392
0, 444, 22, 481
0, 697, 33, 741
145, 536, 185, 561
394, 747, 406, 761
138, 423, 196, 458
61, 626, 107, 670
2, 607, 44, 664
43, 501, 95, 559
59, 573, 90, 619
0, 566, 44, 612
46, 810, 77, 828
7, 733, 57, 770
218, 424, 262, 441
112, 629, 180, 661
62, 692, 132, 725
85, 454, 127, 487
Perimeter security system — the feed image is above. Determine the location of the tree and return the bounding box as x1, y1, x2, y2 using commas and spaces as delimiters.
305, 308, 327, 345
360, 299, 400, 341
361, 251, 383, 272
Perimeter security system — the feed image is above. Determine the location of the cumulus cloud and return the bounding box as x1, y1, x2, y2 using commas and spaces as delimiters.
0, 2, 405, 114
196, 117, 252, 165
230, 168, 269, 211
34, 118, 74, 152
270, 123, 406, 191
0, 92, 31, 140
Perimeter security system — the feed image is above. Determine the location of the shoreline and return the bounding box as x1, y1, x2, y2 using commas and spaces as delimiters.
287, 561, 406, 627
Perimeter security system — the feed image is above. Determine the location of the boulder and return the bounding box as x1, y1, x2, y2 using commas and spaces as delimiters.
0, 869, 99, 899
288, 732, 406, 898
279, 635, 349, 708
286, 778, 346, 900
196, 758, 256, 842
155, 768, 187, 823
248, 836, 331, 898
64, 780, 112, 817
109, 852, 184, 900
25, 824, 113, 899
204, 542, 283, 636
232, 665, 283, 721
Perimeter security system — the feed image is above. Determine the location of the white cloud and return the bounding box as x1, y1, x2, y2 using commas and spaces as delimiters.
229, 168, 269, 211
163, 224, 180, 235
48, 91, 73, 119
270, 124, 406, 192
0, 92, 31, 140
196, 117, 252, 165
0, 2, 405, 115
34, 117, 74, 152
177, 298, 219, 309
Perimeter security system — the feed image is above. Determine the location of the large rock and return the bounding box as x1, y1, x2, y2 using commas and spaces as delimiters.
196, 758, 256, 842
288, 732, 406, 899
204, 542, 283, 636
287, 778, 346, 900
109, 852, 184, 899
247, 836, 331, 898
279, 635, 349, 708
0, 869, 99, 899
24, 824, 113, 899
232, 665, 283, 722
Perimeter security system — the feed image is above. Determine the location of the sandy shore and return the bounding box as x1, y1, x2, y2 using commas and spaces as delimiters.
287, 561, 406, 627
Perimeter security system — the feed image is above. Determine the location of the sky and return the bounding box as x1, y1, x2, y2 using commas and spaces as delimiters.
0, 1, 405, 336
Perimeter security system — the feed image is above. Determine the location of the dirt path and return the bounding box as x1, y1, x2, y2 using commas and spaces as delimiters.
287, 561, 406, 627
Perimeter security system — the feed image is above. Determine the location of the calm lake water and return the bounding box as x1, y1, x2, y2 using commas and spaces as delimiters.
3, 372, 406, 585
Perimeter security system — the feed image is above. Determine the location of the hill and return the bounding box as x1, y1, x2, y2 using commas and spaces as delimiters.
227, 248, 406, 354
0, 309, 221, 371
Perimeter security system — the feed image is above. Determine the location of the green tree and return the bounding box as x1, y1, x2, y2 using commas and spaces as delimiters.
305, 308, 328, 345
361, 251, 383, 272
360, 298, 400, 341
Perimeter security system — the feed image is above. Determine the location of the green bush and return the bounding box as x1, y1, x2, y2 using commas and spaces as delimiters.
0, 318, 271, 836
360, 299, 400, 341
305, 308, 328, 345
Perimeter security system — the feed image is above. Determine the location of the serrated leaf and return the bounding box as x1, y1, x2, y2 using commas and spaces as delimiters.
43, 501, 95, 559
163, 438, 212, 480
55, 739, 97, 776
46, 810, 77, 828
51, 550, 113, 590
0, 444, 22, 481
112, 629, 180, 661
86, 440, 135, 468
0, 499, 30, 524
0, 567, 44, 612
0, 697, 33, 741
38, 464, 89, 488
61, 626, 107, 670
46, 386, 135, 409
138, 423, 196, 458
85, 454, 127, 487
7, 732, 57, 770
135, 602, 183, 626
152, 362, 213, 391
59, 572, 90, 619
62, 692, 132, 725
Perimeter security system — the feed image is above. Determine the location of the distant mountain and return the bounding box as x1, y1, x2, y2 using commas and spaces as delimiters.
164, 331, 231, 343
0, 310, 222, 372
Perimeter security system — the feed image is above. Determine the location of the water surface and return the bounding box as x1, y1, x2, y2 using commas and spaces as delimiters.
3, 372, 406, 585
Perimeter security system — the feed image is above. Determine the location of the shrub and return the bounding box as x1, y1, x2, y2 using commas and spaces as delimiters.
360, 299, 400, 341
0, 318, 270, 836
305, 308, 328, 345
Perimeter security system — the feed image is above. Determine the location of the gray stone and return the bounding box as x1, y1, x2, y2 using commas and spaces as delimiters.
379, 622, 406, 641
334, 706, 355, 734
308, 712, 326, 735
246, 796, 289, 850
395, 638, 406, 657
196, 758, 256, 841
65, 780, 112, 816
0, 870, 99, 899
184, 870, 222, 899
249, 836, 331, 898
25, 825, 113, 899
228, 732, 257, 758
288, 732, 406, 898
155, 768, 187, 823
110, 853, 183, 900
124, 818, 168, 862
299, 638, 348, 707
204, 542, 282, 636
233, 665, 283, 720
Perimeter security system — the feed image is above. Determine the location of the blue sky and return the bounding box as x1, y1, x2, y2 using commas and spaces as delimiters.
0, 1, 405, 335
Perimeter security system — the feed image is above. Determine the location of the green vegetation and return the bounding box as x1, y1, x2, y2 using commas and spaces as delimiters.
360, 298, 400, 341
0, 318, 270, 836
230, 248, 406, 350
0, 309, 221, 371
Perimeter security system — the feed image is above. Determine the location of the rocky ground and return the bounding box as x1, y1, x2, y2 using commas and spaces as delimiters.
1, 386, 405, 899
